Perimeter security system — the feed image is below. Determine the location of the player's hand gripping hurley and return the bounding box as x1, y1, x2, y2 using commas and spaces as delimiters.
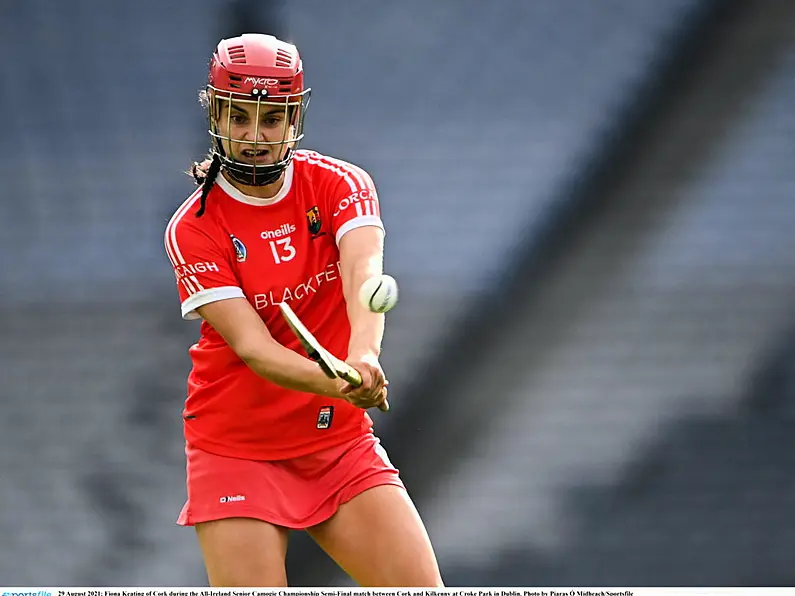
279, 302, 390, 412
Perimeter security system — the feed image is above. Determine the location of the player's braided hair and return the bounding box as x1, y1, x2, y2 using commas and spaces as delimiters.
190, 154, 222, 218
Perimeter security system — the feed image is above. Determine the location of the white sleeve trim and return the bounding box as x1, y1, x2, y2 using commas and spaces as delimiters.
335, 216, 385, 246
181, 286, 246, 320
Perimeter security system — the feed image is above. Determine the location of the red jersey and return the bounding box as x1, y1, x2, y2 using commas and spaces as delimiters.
164, 149, 384, 460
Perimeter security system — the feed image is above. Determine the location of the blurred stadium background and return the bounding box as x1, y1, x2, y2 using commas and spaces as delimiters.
2, 0, 795, 586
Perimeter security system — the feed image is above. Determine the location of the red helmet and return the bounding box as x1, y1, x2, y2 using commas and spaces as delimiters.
205, 34, 310, 186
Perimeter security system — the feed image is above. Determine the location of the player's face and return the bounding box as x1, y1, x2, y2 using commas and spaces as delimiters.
215, 100, 295, 165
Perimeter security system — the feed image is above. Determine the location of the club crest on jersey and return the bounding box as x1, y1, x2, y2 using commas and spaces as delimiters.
306, 206, 323, 237
230, 234, 247, 262
316, 406, 334, 429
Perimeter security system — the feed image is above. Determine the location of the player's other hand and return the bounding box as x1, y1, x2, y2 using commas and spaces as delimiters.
341, 353, 388, 410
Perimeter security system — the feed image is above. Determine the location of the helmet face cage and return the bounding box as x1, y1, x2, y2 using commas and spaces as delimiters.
206, 86, 311, 186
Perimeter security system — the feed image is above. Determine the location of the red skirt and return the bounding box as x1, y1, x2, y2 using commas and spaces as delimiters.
176, 432, 404, 529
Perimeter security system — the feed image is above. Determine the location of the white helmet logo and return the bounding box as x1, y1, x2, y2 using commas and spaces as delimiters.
244, 77, 279, 86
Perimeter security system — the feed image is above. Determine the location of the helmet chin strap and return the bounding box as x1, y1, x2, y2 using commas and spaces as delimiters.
217, 148, 293, 187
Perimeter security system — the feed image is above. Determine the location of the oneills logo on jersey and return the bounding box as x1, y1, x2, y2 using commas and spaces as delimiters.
230, 235, 247, 262
306, 205, 324, 237
261, 223, 296, 239
316, 406, 334, 429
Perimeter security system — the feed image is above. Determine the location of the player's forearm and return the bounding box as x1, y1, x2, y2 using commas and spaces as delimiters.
238, 340, 343, 397
343, 253, 385, 359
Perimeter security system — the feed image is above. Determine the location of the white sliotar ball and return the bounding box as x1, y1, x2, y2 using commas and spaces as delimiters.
359, 274, 399, 313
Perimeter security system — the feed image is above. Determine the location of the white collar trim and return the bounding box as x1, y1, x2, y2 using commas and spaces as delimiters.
216, 162, 294, 206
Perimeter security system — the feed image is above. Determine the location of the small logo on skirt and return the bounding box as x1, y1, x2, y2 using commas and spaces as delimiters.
317, 406, 334, 429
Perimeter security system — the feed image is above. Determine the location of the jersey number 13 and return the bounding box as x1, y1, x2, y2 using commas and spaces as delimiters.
269, 238, 297, 264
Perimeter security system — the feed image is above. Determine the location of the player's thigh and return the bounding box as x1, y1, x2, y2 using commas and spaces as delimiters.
195, 517, 290, 587
307, 485, 443, 587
